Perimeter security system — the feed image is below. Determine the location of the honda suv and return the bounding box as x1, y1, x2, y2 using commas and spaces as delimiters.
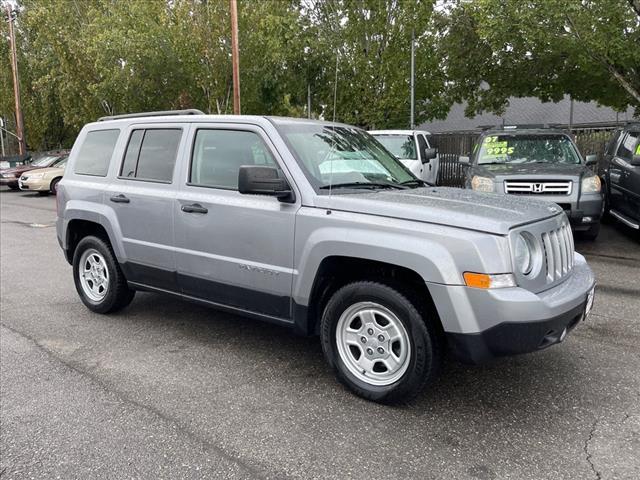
460, 126, 604, 240
57, 111, 595, 403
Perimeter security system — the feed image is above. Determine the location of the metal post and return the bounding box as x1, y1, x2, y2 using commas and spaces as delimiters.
307, 83, 311, 119
6, 5, 25, 155
229, 0, 241, 115
568, 95, 574, 130
410, 29, 415, 129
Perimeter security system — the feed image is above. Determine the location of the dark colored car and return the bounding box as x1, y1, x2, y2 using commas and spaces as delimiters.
0, 151, 69, 190
460, 126, 603, 240
599, 123, 640, 231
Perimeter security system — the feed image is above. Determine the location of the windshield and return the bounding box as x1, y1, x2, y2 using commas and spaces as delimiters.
276, 123, 416, 192
373, 135, 417, 160
31, 155, 57, 167
477, 134, 581, 165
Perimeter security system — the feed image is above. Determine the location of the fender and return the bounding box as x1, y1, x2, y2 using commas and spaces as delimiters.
62, 199, 127, 262
292, 208, 511, 307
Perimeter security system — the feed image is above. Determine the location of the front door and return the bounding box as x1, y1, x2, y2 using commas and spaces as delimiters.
174, 124, 298, 320
106, 124, 187, 290
610, 130, 640, 218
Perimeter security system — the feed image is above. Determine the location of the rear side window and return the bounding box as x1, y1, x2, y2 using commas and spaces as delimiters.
74, 129, 120, 176
616, 131, 639, 160
120, 129, 182, 183
189, 129, 277, 189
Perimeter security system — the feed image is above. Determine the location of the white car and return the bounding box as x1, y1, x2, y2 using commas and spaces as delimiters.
369, 130, 439, 185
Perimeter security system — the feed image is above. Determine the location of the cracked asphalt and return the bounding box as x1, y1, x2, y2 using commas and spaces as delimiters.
1, 187, 639, 480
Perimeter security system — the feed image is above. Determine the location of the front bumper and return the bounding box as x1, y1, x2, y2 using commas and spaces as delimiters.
0, 177, 19, 187
19, 178, 49, 191
427, 254, 595, 363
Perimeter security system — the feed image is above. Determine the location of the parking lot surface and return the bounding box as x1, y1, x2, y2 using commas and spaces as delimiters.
1, 188, 639, 480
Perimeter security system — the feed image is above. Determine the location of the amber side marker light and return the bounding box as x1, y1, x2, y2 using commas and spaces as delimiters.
463, 272, 516, 289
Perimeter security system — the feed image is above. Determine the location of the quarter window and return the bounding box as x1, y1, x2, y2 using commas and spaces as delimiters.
74, 129, 120, 176
120, 129, 182, 183
189, 130, 277, 189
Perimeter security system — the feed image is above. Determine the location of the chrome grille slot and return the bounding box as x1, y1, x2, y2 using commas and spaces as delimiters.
541, 223, 574, 282
504, 180, 572, 195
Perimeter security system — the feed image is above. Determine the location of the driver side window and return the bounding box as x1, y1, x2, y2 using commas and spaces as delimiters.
616, 132, 639, 161
189, 129, 277, 190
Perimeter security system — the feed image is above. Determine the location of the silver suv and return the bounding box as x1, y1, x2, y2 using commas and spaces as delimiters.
57, 111, 596, 403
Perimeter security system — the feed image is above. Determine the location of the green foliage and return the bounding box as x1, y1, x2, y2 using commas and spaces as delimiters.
439, 0, 640, 116
0, 0, 637, 151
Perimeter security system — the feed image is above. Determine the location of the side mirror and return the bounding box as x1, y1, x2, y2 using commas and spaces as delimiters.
585, 154, 598, 166
631, 154, 640, 166
458, 156, 470, 166
238, 166, 295, 203
421, 148, 437, 164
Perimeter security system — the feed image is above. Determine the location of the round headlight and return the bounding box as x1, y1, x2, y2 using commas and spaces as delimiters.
514, 233, 533, 275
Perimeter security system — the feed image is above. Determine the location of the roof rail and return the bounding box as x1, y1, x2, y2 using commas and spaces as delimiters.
97, 109, 205, 122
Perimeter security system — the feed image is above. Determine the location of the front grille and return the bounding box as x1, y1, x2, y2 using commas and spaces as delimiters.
541, 223, 574, 282
504, 180, 572, 195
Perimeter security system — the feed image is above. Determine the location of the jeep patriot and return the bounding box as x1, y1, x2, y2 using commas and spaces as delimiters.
57, 111, 596, 403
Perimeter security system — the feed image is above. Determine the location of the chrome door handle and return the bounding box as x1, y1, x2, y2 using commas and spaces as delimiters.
181, 203, 208, 214
110, 194, 130, 203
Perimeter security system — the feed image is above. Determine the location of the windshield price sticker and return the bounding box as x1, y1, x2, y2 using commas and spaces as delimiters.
636, 142, 640, 155
483, 136, 514, 156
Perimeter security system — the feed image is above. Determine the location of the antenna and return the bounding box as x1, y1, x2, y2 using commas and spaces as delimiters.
332, 53, 339, 123
329, 52, 340, 204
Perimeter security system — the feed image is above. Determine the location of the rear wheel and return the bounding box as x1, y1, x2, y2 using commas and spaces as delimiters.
320, 281, 441, 404
73, 236, 135, 313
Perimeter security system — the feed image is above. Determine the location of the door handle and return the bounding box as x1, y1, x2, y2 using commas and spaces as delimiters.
110, 194, 130, 203
181, 203, 208, 214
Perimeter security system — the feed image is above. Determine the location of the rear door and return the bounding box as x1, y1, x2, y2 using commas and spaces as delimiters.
174, 123, 298, 320
609, 130, 640, 219
106, 123, 189, 290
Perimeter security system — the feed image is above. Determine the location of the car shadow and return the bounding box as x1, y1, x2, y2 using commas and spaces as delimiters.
120, 291, 592, 416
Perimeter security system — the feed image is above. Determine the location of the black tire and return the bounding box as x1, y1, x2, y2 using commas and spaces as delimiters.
8, 184, 19, 190
581, 222, 600, 241
73, 235, 135, 313
320, 281, 442, 404
600, 181, 612, 223
50, 177, 61, 194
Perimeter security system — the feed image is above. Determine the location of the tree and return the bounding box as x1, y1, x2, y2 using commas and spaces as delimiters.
439, 0, 640, 116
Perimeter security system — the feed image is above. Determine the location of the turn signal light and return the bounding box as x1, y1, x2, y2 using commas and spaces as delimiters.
463, 272, 516, 289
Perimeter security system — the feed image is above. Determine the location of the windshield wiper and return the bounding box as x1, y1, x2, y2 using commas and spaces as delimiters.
399, 179, 427, 187
319, 182, 406, 190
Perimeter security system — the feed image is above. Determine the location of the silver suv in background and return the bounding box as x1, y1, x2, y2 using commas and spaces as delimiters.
57, 111, 595, 403
369, 129, 439, 185
460, 126, 604, 240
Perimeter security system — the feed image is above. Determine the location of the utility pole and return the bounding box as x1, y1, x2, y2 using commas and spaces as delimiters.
229, 0, 241, 115
5, 5, 26, 155
410, 29, 415, 129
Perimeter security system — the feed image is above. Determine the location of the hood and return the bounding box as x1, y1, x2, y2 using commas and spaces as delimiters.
1, 164, 37, 175
471, 162, 588, 179
313, 187, 562, 235
24, 166, 64, 177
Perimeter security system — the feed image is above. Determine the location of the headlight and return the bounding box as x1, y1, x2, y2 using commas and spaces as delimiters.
514, 233, 534, 275
28, 172, 44, 179
581, 175, 601, 193
471, 175, 494, 192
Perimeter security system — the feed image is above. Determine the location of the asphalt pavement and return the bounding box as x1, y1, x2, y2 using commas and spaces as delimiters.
1, 187, 639, 480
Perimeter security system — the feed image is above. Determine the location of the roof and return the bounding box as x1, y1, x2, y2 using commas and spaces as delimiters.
419, 95, 636, 133
369, 129, 432, 135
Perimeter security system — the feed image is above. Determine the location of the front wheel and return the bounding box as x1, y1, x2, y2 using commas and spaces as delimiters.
73, 236, 135, 313
50, 177, 61, 194
320, 281, 442, 404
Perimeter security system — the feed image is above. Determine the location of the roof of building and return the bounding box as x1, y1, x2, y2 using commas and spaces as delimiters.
419, 96, 636, 133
